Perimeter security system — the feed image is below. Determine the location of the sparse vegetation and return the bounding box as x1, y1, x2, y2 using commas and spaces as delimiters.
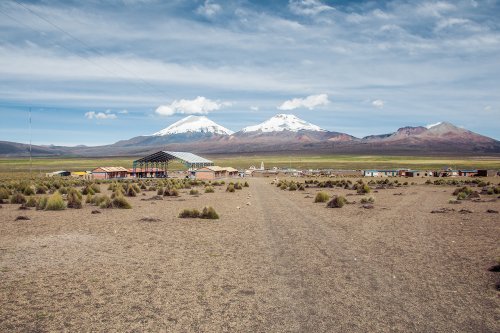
205, 186, 215, 193
45, 192, 66, 211
10, 193, 26, 205
226, 184, 235, 192
327, 195, 347, 208
360, 196, 375, 204
179, 208, 200, 218
189, 189, 199, 195
112, 195, 132, 209
314, 192, 330, 203
67, 188, 83, 209
200, 206, 219, 219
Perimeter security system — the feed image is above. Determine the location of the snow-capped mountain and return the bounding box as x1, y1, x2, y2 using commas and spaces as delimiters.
153, 115, 234, 136
241, 114, 324, 133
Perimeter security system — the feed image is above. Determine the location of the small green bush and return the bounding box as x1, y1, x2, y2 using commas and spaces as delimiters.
10, 193, 26, 204
357, 184, 371, 194
67, 188, 82, 209
45, 192, 66, 211
98, 195, 112, 209
205, 186, 215, 193
457, 192, 468, 200
288, 183, 298, 191
189, 189, 199, 195
234, 182, 242, 190
314, 192, 330, 203
164, 188, 179, 197
126, 184, 137, 197
112, 195, 132, 209
157, 187, 164, 195
244, 181, 249, 187
36, 196, 48, 210
58, 187, 68, 195
179, 208, 200, 218
23, 186, 35, 196
0, 187, 10, 200
25, 196, 37, 207
35, 185, 48, 194
200, 206, 219, 219
361, 196, 375, 204
280, 184, 287, 190
327, 195, 347, 208
226, 184, 235, 192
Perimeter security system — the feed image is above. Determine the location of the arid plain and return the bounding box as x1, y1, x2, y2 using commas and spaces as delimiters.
0, 177, 499, 332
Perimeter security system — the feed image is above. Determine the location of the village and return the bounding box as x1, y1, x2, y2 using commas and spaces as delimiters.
44, 150, 499, 180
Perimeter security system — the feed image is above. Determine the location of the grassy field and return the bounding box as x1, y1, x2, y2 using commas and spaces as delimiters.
0, 154, 499, 178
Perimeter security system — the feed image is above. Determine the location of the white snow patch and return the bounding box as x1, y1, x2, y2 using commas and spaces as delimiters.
152, 115, 234, 136
426, 122, 442, 129
242, 114, 324, 133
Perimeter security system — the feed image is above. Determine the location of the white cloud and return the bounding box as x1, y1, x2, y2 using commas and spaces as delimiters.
278, 94, 330, 110
155, 96, 228, 116
118, 109, 129, 114
250, 106, 259, 111
288, 0, 334, 16
417, 1, 456, 17
196, 0, 222, 18
435, 18, 470, 31
85, 111, 117, 119
371, 99, 385, 109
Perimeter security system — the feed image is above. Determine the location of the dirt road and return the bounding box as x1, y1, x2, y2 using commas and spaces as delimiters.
0, 178, 499, 332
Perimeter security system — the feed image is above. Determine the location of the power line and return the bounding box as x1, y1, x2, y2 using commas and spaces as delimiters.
0, 2, 170, 103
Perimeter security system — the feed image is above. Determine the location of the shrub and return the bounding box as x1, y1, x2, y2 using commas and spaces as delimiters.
327, 195, 347, 208
200, 206, 219, 219
361, 196, 375, 204
168, 188, 179, 197
45, 192, 66, 211
487, 187, 494, 195
244, 181, 249, 187
23, 186, 35, 196
288, 183, 298, 191
205, 186, 215, 193
234, 182, 242, 190
126, 184, 137, 197
10, 193, 26, 204
226, 184, 235, 193
35, 185, 48, 194
280, 184, 287, 190
157, 187, 164, 195
98, 195, 112, 209
179, 208, 200, 218
457, 192, 468, 200
36, 196, 48, 210
67, 188, 82, 209
298, 184, 305, 191
494, 186, 500, 194
189, 189, 199, 195
85, 194, 93, 204
112, 195, 132, 209
81, 186, 95, 195
58, 187, 68, 195
424, 179, 432, 185
314, 192, 330, 203
357, 184, 371, 194
25, 196, 37, 207
0, 188, 10, 200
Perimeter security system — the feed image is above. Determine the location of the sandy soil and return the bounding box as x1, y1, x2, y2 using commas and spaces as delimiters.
0, 178, 499, 332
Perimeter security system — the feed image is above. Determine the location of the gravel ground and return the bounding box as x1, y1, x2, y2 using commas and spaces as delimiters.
0, 178, 499, 332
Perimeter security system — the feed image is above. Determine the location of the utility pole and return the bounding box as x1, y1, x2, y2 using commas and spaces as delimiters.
29, 107, 32, 180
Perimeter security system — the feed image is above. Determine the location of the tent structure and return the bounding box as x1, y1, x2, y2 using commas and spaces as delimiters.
132, 151, 214, 178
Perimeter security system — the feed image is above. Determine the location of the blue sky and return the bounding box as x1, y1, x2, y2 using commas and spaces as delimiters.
0, 0, 499, 145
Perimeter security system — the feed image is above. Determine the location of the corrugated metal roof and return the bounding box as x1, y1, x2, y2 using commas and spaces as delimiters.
164, 151, 213, 164
223, 167, 238, 172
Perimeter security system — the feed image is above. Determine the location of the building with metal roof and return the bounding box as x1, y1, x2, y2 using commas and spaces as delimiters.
132, 151, 214, 178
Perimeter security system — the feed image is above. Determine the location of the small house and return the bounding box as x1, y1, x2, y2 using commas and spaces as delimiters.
222, 167, 239, 178
195, 166, 226, 180
92, 167, 128, 179
458, 170, 477, 177
363, 170, 380, 177
128, 168, 166, 178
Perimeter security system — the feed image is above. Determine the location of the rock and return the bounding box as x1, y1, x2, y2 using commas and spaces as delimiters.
18, 206, 30, 210
15, 215, 30, 221
246, 202, 251, 206
431, 208, 455, 214
486, 209, 498, 214
459, 209, 472, 214
91, 210, 101, 214
362, 204, 374, 209
140, 217, 162, 222
468, 191, 481, 199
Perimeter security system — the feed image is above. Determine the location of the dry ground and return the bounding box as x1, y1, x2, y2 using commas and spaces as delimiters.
0, 178, 499, 332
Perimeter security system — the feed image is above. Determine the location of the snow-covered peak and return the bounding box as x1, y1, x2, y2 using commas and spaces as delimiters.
241, 114, 325, 133
152, 115, 234, 136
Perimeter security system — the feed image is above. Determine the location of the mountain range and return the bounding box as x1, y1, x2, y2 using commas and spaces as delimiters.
1, 114, 499, 157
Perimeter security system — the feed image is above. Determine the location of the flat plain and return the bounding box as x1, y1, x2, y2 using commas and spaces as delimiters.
0, 177, 499, 332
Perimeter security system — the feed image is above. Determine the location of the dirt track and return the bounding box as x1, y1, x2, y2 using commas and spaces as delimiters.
0, 178, 499, 332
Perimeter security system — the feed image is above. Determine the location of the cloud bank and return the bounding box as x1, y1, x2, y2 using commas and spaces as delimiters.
155, 96, 229, 116
278, 94, 330, 110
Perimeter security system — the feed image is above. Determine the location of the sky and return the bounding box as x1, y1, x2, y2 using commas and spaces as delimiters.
0, 0, 499, 145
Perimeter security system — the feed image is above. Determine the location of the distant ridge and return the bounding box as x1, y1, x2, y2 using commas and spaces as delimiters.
1, 116, 499, 157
